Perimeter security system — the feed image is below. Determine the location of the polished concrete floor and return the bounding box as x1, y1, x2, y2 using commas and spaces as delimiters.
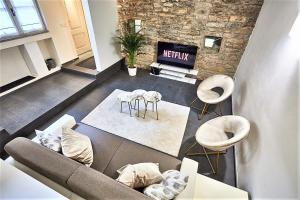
33, 69, 236, 186
77, 56, 96, 70
0, 72, 95, 135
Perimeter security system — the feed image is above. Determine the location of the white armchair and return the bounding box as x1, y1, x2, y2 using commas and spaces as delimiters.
186, 115, 250, 174
191, 74, 234, 120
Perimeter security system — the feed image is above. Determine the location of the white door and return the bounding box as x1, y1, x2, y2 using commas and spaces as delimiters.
63, 0, 91, 55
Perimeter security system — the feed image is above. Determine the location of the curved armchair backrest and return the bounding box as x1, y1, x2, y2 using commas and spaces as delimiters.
197, 75, 234, 104
196, 115, 250, 152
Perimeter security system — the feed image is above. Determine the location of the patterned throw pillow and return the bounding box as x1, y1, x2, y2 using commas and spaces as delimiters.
144, 170, 189, 200
35, 129, 62, 152
116, 163, 163, 188
144, 184, 175, 200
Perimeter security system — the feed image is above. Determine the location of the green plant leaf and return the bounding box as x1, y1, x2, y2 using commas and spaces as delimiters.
115, 23, 146, 68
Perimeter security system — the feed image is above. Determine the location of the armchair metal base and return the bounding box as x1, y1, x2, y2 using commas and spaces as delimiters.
185, 141, 226, 174
190, 98, 209, 120
190, 97, 223, 120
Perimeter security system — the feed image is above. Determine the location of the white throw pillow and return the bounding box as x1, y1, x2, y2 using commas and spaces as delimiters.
35, 129, 62, 152
117, 163, 163, 188
61, 127, 93, 167
144, 170, 189, 200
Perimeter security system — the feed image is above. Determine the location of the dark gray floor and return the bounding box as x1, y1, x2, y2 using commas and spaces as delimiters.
77, 57, 96, 70
33, 69, 236, 186
0, 72, 95, 134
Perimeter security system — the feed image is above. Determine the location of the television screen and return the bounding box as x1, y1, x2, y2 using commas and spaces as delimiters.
157, 41, 198, 69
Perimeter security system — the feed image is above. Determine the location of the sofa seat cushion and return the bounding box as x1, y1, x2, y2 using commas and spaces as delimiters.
103, 140, 182, 179
74, 124, 124, 173
67, 165, 150, 200
4, 137, 82, 188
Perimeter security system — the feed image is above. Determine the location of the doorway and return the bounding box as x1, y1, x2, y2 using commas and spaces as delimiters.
63, 0, 91, 56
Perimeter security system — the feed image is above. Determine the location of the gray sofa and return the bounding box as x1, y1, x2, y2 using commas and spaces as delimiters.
4, 123, 181, 200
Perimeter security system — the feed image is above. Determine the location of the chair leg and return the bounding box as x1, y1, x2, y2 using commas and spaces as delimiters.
190, 97, 210, 120
190, 97, 200, 110
143, 101, 147, 119
216, 151, 220, 174
155, 101, 158, 120
202, 147, 216, 174
128, 102, 132, 117
152, 102, 154, 112
120, 101, 123, 113
212, 102, 223, 117
218, 102, 223, 116
186, 145, 224, 175
137, 99, 140, 117
185, 141, 198, 154
199, 103, 209, 120
133, 99, 137, 110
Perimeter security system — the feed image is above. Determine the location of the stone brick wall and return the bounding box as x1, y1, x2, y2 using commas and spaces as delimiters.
117, 0, 263, 79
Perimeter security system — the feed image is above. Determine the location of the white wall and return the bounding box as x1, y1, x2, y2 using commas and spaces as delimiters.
232, 0, 299, 199
82, 0, 121, 71
0, 47, 31, 86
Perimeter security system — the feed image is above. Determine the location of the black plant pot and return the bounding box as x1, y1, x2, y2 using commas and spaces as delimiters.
150, 67, 161, 75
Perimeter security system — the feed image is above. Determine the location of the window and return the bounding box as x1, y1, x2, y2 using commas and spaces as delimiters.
0, 0, 46, 42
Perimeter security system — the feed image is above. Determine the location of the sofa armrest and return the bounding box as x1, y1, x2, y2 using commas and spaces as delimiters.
32, 114, 76, 143
67, 165, 150, 200
5, 157, 85, 200
176, 157, 198, 200
4, 137, 82, 188
46, 114, 76, 132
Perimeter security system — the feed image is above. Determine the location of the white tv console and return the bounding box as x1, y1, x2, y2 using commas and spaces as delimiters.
150, 62, 198, 84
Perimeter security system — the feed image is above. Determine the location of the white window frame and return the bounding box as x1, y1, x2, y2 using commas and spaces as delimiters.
0, 0, 47, 42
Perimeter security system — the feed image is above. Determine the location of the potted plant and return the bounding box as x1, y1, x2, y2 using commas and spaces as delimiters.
117, 24, 145, 76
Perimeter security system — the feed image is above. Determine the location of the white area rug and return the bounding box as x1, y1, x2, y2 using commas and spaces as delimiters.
81, 89, 190, 156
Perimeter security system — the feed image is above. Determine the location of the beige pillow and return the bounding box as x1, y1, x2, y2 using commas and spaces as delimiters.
61, 127, 93, 167
116, 163, 163, 188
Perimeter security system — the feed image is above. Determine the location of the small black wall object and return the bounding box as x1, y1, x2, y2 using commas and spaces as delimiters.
45, 58, 56, 70
150, 66, 161, 75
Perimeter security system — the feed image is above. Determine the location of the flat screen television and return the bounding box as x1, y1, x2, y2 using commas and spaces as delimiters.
157, 41, 198, 70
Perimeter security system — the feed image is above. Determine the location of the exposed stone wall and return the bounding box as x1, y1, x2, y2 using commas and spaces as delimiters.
117, 0, 263, 79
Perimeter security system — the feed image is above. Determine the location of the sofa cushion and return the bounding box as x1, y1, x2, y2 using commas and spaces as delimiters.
116, 163, 163, 188
103, 140, 182, 179
74, 124, 123, 172
4, 137, 82, 188
67, 165, 150, 200
61, 127, 93, 167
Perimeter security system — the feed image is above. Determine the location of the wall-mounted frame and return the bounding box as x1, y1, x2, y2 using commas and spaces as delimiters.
204, 36, 222, 52
128, 19, 142, 33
